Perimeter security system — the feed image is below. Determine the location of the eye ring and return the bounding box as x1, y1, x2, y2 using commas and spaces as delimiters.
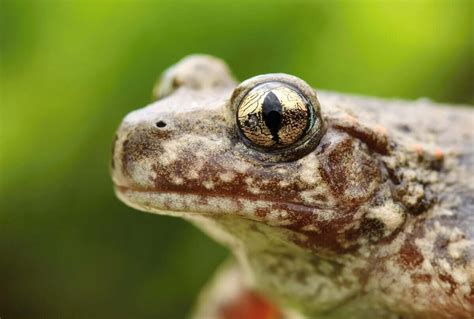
230, 74, 325, 161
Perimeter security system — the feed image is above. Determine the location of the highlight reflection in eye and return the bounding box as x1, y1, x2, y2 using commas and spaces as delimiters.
236, 82, 313, 149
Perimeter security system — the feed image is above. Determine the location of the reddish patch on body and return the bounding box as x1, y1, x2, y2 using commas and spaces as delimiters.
439, 273, 457, 296
434, 148, 444, 161
398, 240, 424, 269
287, 213, 363, 254
218, 290, 282, 319
319, 134, 380, 205
411, 273, 432, 283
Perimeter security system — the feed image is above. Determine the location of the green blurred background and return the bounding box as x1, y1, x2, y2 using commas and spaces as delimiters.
1, 0, 472, 318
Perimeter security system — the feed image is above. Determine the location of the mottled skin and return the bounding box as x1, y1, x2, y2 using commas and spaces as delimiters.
111, 55, 474, 319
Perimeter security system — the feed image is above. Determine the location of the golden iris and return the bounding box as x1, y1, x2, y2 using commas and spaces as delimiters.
236, 82, 312, 148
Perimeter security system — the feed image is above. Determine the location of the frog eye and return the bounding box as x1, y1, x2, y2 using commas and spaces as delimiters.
232, 74, 324, 155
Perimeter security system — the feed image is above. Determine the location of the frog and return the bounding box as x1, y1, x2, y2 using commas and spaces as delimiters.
111, 54, 474, 319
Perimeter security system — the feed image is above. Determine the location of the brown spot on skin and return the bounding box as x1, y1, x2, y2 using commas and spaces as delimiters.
320, 138, 353, 197
288, 214, 361, 254
385, 164, 401, 185
255, 208, 268, 219
439, 273, 457, 296
359, 218, 386, 242
319, 133, 381, 205
121, 127, 169, 178
411, 273, 432, 283
218, 290, 282, 319
398, 240, 424, 269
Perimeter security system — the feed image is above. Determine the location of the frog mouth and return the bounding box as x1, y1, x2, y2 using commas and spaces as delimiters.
114, 184, 322, 226
115, 185, 216, 218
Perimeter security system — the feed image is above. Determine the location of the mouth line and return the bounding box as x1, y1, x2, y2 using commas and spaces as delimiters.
113, 183, 324, 223
115, 184, 219, 219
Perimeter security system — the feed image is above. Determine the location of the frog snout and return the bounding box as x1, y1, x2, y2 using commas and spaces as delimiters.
111, 115, 172, 190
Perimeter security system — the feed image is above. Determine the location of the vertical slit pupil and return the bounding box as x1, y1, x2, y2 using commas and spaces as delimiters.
266, 111, 282, 130
262, 91, 283, 142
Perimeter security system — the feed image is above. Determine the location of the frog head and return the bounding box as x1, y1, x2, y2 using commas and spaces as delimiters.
111, 54, 412, 255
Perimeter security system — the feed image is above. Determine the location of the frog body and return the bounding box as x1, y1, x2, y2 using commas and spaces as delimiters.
111, 55, 474, 319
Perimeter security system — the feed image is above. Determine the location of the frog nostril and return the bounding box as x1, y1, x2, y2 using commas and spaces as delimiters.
155, 121, 167, 128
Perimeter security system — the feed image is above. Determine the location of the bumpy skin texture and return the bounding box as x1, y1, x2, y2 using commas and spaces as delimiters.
111, 55, 474, 319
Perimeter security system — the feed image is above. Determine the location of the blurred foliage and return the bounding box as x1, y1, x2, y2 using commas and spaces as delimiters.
0, 0, 472, 318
